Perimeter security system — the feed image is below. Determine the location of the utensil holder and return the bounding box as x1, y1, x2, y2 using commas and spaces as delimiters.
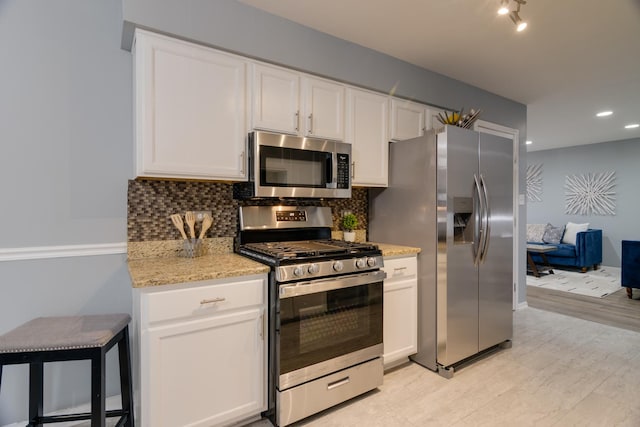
182, 238, 204, 258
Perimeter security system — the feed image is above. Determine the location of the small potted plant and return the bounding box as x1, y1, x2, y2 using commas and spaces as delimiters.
341, 213, 358, 242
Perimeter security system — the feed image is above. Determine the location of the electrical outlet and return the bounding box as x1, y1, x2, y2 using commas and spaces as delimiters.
193, 211, 211, 222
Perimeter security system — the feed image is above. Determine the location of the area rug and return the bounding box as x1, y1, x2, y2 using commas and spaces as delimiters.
526, 266, 623, 298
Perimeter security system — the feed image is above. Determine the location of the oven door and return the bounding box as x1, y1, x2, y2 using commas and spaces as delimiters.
277, 270, 384, 391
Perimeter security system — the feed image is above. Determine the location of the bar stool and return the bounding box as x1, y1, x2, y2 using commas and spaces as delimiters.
0, 314, 135, 427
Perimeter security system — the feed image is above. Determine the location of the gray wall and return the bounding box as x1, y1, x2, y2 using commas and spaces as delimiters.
527, 137, 640, 267
0, 0, 527, 423
0, 1, 132, 424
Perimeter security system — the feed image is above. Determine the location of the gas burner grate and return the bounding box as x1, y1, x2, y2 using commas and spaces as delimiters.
241, 239, 378, 260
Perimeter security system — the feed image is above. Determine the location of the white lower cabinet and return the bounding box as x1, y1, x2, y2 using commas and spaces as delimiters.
133, 274, 267, 427
381, 255, 418, 369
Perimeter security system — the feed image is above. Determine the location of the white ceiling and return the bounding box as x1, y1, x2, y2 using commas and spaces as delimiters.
238, 0, 640, 151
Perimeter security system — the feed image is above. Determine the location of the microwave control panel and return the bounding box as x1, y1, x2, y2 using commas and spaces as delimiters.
336, 154, 350, 189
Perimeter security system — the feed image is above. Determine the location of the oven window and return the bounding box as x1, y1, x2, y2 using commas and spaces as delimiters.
260, 145, 331, 188
279, 282, 383, 375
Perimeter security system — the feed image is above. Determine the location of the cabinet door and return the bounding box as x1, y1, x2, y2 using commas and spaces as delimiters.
382, 256, 418, 367
390, 99, 425, 141
135, 30, 247, 181
303, 77, 345, 140
426, 107, 445, 132
346, 88, 389, 187
142, 308, 266, 427
252, 63, 300, 134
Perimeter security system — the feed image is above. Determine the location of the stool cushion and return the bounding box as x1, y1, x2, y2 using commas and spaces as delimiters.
0, 314, 131, 353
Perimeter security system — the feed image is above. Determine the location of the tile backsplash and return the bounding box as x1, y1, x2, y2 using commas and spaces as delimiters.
127, 179, 369, 242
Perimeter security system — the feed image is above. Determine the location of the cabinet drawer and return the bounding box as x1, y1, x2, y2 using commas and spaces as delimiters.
142, 277, 266, 324
382, 256, 417, 280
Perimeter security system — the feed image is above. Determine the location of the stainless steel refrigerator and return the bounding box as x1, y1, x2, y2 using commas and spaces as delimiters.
369, 125, 513, 376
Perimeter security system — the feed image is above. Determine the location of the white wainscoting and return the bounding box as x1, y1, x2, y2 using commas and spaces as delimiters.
0, 243, 127, 262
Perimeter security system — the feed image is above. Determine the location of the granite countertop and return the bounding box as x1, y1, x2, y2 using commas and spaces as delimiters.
372, 242, 421, 257
127, 238, 419, 288
128, 253, 270, 288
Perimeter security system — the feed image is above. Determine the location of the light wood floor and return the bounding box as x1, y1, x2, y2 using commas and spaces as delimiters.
527, 284, 640, 333
247, 307, 640, 426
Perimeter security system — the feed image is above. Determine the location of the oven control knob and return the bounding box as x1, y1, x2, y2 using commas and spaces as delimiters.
308, 264, 320, 275
333, 261, 344, 272
355, 258, 366, 269
293, 266, 305, 277
367, 257, 377, 267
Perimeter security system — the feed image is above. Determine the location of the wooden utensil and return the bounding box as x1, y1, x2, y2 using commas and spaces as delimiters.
170, 214, 188, 240
199, 213, 213, 239
185, 211, 196, 239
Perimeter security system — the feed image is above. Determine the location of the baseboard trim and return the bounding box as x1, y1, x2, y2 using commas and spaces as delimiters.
0, 242, 127, 262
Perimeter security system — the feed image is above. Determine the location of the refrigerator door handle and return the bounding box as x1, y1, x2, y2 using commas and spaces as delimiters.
473, 174, 484, 266
479, 174, 491, 263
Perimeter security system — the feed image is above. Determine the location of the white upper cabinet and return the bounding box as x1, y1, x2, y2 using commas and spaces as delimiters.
390, 99, 426, 141
252, 64, 345, 140
302, 76, 345, 141
134, 29, 248, 181
346, 88, 389, 187
390, 99, 447, 141
252, 63, 300, 134
426, 107, 446, 132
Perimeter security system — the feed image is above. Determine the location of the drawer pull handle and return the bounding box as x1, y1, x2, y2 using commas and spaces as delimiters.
327, 377, 350, 390
393, 267, 407, 271
200, 297, 226, 305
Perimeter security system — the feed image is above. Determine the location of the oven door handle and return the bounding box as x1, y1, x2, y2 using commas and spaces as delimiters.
279, 270, 386, 299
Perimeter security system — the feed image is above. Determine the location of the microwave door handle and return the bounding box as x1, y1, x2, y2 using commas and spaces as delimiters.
326, 153, 334, 187
331, 152, 338, 188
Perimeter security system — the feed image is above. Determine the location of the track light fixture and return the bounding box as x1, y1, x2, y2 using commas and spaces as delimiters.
498, 0, 528, 32
497, 0, 509, 15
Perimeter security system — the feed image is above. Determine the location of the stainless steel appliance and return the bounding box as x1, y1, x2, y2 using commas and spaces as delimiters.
237, 206, 384, 426
369, 125, 513, 377
233, 131, 352, 199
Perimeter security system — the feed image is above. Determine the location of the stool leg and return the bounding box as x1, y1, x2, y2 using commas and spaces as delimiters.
91, 349, 106, 427
118, 327, 135, 427
28, 362, 44, 427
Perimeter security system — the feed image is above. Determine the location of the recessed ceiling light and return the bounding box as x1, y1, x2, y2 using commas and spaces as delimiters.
596, 111, 613, 117
526, 140, 532, 145
625, 124, 639, 129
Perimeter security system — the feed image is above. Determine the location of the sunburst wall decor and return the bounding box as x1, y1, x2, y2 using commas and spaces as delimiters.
565, 171, 616, 215
526, 163, 543, 202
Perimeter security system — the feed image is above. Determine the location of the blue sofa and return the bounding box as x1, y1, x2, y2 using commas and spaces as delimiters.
529, 229, 602, 272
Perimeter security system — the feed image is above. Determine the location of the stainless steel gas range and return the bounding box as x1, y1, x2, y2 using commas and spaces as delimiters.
237, 206, 385, 427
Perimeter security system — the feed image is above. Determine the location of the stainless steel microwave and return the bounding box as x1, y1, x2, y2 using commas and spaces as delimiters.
233, 131, 352, 199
